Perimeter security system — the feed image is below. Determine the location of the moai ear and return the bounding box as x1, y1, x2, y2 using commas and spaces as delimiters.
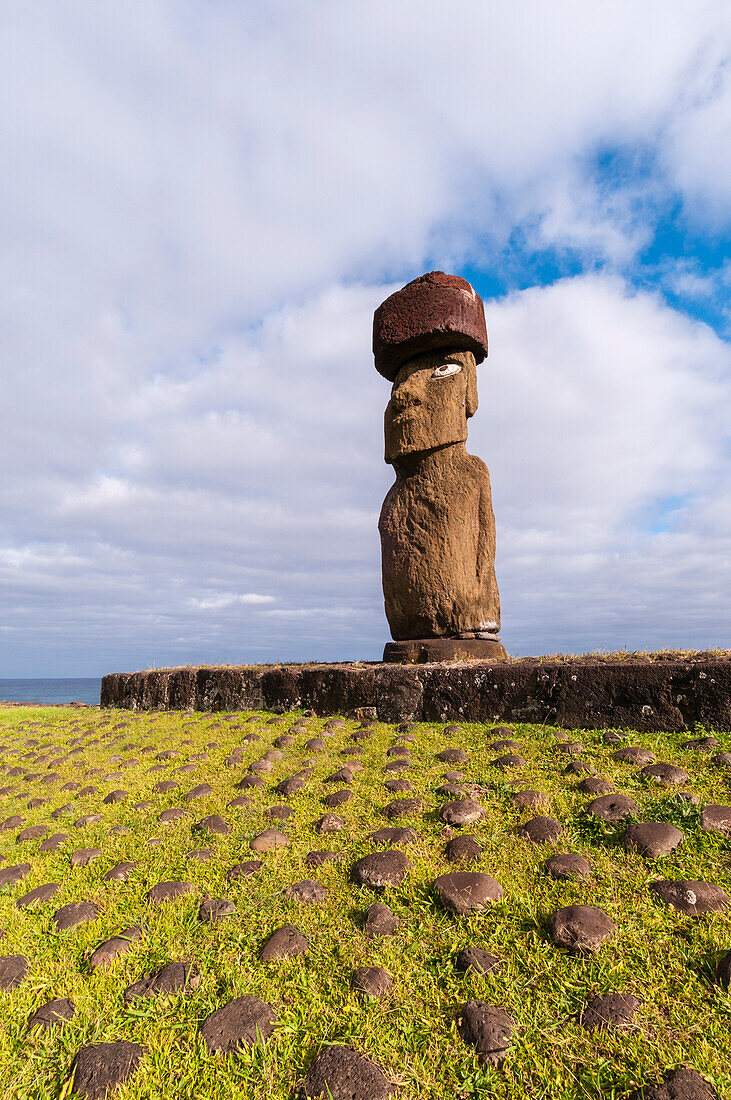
465, 360, 478, 418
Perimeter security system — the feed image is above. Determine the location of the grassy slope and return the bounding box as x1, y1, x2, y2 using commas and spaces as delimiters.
0, 706, 729, 1100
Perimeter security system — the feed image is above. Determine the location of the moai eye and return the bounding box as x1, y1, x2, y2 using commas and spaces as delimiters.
431, 362, 462, 379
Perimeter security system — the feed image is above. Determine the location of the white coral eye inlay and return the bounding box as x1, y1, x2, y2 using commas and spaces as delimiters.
431, 362, 462, 379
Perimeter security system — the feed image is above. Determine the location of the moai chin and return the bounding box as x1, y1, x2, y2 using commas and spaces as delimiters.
373, 271, 507, 663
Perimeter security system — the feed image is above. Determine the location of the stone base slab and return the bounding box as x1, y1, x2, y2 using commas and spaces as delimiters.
100, 655, 731, 733
383, 637, 508, 663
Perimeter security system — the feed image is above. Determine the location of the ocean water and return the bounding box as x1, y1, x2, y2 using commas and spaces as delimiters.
0, 678, 102, 706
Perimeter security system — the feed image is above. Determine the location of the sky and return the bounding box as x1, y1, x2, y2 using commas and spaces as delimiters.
1, 0, 730, 676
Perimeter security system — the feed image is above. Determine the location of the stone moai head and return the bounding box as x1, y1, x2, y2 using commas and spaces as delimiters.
373, 272, 488, 464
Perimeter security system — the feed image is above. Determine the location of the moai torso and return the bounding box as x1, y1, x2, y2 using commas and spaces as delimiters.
372, 271, 504, 650
379, 445, 500, 639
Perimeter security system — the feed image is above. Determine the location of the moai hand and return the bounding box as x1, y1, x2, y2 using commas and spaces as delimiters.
373, 272, 507, 663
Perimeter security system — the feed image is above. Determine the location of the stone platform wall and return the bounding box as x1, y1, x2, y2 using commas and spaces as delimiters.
100, 657, 731, 732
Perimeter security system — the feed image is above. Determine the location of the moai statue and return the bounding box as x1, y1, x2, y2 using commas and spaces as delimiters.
374, 271, 507, 662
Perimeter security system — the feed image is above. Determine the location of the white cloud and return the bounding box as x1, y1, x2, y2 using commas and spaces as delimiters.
0, 2, 729, 673
189, 593, 275, 610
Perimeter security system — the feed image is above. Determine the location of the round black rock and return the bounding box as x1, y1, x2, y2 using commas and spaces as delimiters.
579, 991, 639, 1030
457, 1001, 515, 1067
284, 879, 327, 904
434, 872, 504, 915
199, 897, 236, 923
384, 797, 422, 820
454, 946, 501, 974
577, 777, 613, 795
200, 995, 277, 1054
363, 902, 399, 937
445, 835, 482, 864
641, 762, 689, 786
545, 853, 591, 880
587, 793, 639, 822
623, 822, 684, 859
520, 816, 563, 844
0, 954, 28, 990
323, 789, 352, 808
370, 827, 417, 847
614, 746, 655, 765
146, 880, 193, 905
28, 997, 75, 1030
260, 925, 308, 961
649, 879, 729, 916
627, 1067, 720, 1100
546, 905, 616, 954
71, 1041, 145, 1100
299, 1045, 392, 1099
54, 900, 100, 931
714, 949, 731, 989
441, 798, 484, 826
352, 966, 393, 998
125, 960, 200, 1001
352, 849, 410, 889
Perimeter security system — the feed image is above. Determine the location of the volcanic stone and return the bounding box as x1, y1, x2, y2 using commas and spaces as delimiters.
71, 848, 101, 868
125, 960, 201, 1001
39, 832, 67, 852
146, 880, 193, 905
227, 860, 263, 880
614, 746, 655, 765
0, 863, 30, 887
184, 783, 213, 800
103, 862, 137, 882
199, 895, 235, 922
512, 790, 547, 810
545, 853, 591, 880
623, 822, 684, 858
490, 739, 521, 751
28, 997, 75, 1030
352, 849, 410, 889
682, 736, 719, 751
438, 748, 469, 764
650, 879, 729, 916
457, 1001, 515, 1067
371, 826, 417, 846
520, 816, 563, 843
434, 872, 504, 915
441, 798, 484, 826
641, 763, 689, 786
251, 828, 290, 852
384, 778, 413, 793
627, 1067, 720, 1100
714, 950, 731, 989
711, 752, 731, 766
351, 965, 393, 999
194, 813, 230, 836
363, 901, 399, 937
71, 1042, 145, 1100
54, 900, 100, 931
492, 754, 525, 769
277, 777, 306, 797
299, 1044, 392, 1100
445, 835, 482, 864
325, 768, 354, 784
89, 925, 143, 969
200, 995, 277, 1055
17, 824, 48, 842
587, 793, 639, 822
103, 789, 127, 804
158, 807, 189, 824
579, 991, 639, 1030
455, 946, 501, 974
700, 804, 731, 836
546, 905, 616, 953
238, 775, 265, 789
315, 813, 345, 833
285, 879, 327, 904
260, 925, 308, 961
16, 882, 59, 907
384, 798, 422, 819
0, 955, 28, 990
577, 777, 613, 795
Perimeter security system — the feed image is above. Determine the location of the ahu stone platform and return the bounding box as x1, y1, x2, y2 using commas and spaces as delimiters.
100, 655, 731, 732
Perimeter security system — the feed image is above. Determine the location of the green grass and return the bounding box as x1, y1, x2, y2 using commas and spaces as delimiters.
0, 706, 729, 1100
